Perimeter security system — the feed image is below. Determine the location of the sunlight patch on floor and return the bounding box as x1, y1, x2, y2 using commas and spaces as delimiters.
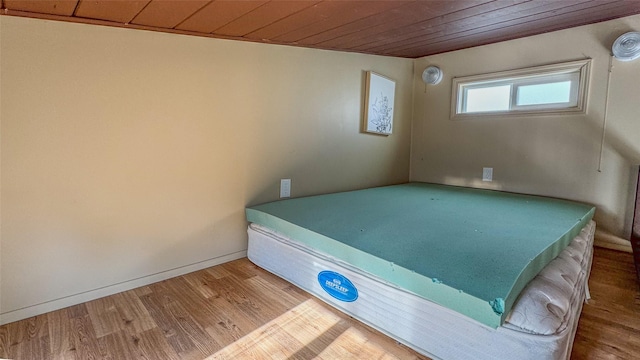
206, 298, 403, 359
314, 326, 401, 360
206, 299, 340, 359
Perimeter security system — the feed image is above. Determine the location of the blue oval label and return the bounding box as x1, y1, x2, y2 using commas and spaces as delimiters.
317, 271, 358, 302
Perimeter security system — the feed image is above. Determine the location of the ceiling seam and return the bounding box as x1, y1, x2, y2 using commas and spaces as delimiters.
243, 2, 332, 40
209, 1, 270, 35
238, 1, 320, 39
72, 0, 81, 17
128, 0, 153, 24
172, 0, 214, 30
285, 0, 414, 45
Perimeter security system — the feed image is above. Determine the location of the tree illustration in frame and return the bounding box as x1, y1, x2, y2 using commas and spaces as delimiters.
364, 71, 396, 135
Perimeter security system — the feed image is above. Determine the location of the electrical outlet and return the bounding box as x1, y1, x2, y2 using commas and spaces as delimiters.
280, 179, 291, 198
482, 167, 493, 182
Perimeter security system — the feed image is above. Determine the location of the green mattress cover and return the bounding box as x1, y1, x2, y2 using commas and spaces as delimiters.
246, 182, 595, 328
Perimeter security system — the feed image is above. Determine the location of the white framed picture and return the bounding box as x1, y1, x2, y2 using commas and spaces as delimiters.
363, 71, 396, 135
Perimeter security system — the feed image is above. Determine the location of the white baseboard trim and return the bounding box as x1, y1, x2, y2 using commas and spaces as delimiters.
594, 229, 632, 253
0, 250, 247, 326
2, 230, 632, 326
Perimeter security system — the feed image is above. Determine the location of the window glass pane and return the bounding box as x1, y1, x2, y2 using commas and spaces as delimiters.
516, 81, 571, 106
465, 85, 511, 113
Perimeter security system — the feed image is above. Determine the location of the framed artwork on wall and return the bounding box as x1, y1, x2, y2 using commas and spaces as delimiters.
363, 71, 396, 135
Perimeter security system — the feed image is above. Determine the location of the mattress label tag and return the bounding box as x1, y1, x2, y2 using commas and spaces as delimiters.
318, 271, 358, 302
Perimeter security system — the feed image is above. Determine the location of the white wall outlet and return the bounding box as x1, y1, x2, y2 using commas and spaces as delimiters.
280, 179, 291, 198
482, 167, 493, 182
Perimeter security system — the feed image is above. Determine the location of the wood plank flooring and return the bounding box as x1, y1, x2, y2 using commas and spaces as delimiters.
1, 247, 639, 359
571, 247, 640, 359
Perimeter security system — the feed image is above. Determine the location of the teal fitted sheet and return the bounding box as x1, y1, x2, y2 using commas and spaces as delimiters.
246, 182, 595, 328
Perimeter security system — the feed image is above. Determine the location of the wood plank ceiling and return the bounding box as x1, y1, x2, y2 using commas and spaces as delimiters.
3, 0, 640, 58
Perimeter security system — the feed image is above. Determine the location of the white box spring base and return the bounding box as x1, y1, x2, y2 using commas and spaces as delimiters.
247, 221, 595, 360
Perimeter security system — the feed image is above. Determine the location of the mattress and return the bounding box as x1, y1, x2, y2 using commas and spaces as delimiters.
247, 220, 595, 360
246, 182, 595, 328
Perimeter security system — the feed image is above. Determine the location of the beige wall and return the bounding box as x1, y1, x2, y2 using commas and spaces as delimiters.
5, 11, 637, 326
411, 15, 640, 240
0, 16, 413, 324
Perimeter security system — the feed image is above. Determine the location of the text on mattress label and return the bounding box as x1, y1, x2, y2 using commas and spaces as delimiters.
318, 271, 358, 302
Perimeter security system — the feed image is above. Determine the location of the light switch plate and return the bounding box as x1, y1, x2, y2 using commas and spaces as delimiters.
280, 179, 291, 198
482, 167, 493, 182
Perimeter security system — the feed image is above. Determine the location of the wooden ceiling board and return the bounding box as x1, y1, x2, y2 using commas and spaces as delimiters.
298, 1, 448, 45
359, 0, 599, 54
4, 0, 78, 16
214, 1, 320, 37
175, 0, 268, 34
355, 0, 581, 53
392, 0, 640, 57
75, 0, 150, 23
314, 0, 520, 50
243, 1, 352, 41
131, 0, 210, 29
399, 0, 640, 57
271, 0, 411, 43
3, 0, 640, 58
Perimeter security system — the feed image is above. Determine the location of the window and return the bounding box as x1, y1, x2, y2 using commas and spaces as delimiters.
451, 59, 590, 118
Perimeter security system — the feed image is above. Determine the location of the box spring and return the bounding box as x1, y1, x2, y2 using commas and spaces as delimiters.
247, 221, 595, 360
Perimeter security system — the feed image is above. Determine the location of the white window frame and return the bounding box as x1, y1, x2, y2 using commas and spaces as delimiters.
451, 59, 591, 119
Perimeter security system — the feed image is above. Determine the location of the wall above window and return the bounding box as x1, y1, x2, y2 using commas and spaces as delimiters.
451, 59, 591, 119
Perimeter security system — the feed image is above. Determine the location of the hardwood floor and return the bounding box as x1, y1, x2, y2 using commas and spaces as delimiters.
571, 248, 640, 359
1, 247, 638, 359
